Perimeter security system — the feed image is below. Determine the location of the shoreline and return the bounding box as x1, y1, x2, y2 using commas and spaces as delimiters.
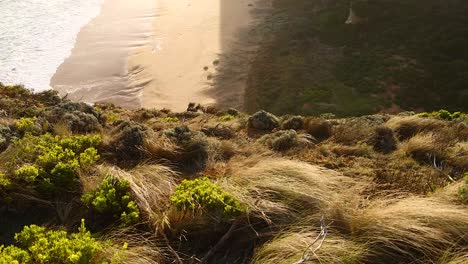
51, 0, 263, 111
50, 0, 157, 109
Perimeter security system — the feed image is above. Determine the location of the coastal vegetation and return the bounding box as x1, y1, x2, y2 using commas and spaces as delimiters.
0, 83, 467, 263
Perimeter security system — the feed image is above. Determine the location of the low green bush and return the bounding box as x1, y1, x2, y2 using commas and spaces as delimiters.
15, 117, 38, 133
218, 114, 235, 122
164, 116, 179, 123
417, 110, 467, 121
458, 173, 468, 204
5, 133, 101, 195
81, 176, 140, 227
170, 177, 244, 217
0, 220, 102, 264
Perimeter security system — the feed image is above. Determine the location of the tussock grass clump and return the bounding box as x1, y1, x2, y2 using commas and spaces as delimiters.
281, 116, 305, 130
369, 126, 397, 154
258, 130, 299, 151
332, 117, 380, 145
386, 116, 446, 140
253, 232, 367, 264
201, 124, 236, 139
96, 165, 177, 232
248, 110, 280, 131
402, 133, 441, 162
350, 197, 468, 263
224, 158, 358, 223
305, 118, 332, 141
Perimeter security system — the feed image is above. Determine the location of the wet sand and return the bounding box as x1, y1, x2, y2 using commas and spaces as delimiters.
51, 0, 263, 111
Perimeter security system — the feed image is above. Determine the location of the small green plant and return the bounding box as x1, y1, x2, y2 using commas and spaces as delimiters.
6, 133, 101, 195
164, 116, 179, 123
0, 173, 11, 188
218, 114, 235, 122
458, 173, 468, 204
105, 112, 119, 124
170, 177, 244, 217
0, 219, 103, 264
417, 110, 467, 121
15, 165, 39, 183
15, 117, 38, 133
82, 175, 140, 226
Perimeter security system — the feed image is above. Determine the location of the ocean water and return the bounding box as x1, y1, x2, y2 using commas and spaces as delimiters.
0, 0, 105, 91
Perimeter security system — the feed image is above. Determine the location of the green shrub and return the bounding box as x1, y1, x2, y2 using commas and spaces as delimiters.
218, 114, 235, 122
458, 173, 468, 204
0, 219, 102, 264
81, 176, 140, 227
417, 110, 467, 121
0, 173, 10, 188
15, 165, 39, 183
15, 117, 37, 132
6, 133, 101, 195
259, 130, 299, 151
170, 177, 244, 217
164, 117, 179, 123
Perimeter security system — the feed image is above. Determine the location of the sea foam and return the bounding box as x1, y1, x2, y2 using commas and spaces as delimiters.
0, 0, 104, 91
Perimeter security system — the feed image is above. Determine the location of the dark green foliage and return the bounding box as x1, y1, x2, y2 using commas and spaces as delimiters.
418, 110, 467, 121
281, 116, 305, 130
165, 126, 209, 172
0, 220, 103, 264
2, 133, 100, 196
109, 121, 147, 161
370, 126, 398, 154
201, 124, 236, 139
45, 102, 104, 133
0, 125, 13, 152
82, 176, 140, 227
459, 173, 468, 205
248, 110, 280, 131
259, 130, 299, 151
170, 177, 244, 217
305, 119, 332, 141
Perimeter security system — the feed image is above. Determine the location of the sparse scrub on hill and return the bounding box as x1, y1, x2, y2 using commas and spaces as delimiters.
0, 84, 467, 263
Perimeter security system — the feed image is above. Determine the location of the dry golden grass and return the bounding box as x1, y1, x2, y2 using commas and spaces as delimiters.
252, 231, 367, 264
222, 158, 361, 224
350, 196, 468, 262
99, 230, 165, 264
386, 116, 446, 140
52, 121, 72, 136
401, 133, 444, 163
332, 118, 376, 145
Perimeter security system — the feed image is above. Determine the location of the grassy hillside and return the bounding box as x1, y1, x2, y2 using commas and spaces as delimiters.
0, 83, 467, 263
243, 0, 468, 116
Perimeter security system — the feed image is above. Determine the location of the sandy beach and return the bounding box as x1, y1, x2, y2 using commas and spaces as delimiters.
51, 0, 264, 111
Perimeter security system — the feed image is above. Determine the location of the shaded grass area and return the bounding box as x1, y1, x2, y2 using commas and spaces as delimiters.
245, 0, 468, 116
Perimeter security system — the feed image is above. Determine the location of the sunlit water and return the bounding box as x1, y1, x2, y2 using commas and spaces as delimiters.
0, 0, 104, 91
